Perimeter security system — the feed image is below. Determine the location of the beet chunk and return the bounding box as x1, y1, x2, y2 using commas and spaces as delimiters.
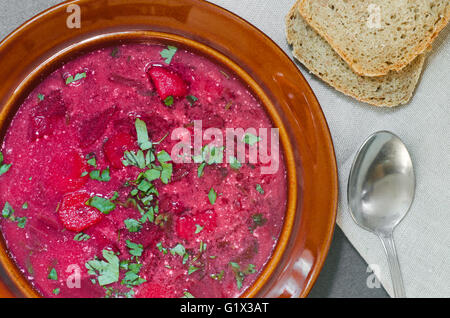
103, 132, 137, 169
78, 107, 116, 148
45, 150, 88, 193
176, 209, 217, 241
147, 65, 188, 101
58, 191, 103, 232
159, 193, 187, 214
28, 90, 67, 141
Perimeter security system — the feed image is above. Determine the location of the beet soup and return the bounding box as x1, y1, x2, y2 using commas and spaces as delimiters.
0, 43, 287, 298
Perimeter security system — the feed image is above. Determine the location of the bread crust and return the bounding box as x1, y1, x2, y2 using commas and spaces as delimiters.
297, 0, 448, 77
286, 1, 425, 107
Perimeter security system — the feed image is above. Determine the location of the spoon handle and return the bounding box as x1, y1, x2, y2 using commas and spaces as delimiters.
378, 233, 406, 298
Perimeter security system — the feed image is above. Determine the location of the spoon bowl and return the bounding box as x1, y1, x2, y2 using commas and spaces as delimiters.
348, 131, 415, 297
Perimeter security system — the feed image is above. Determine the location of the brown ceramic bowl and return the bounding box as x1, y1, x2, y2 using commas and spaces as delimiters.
0, 0, 338, 298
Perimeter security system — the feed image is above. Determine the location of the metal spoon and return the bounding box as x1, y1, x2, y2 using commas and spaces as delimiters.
347, 131, 415, 298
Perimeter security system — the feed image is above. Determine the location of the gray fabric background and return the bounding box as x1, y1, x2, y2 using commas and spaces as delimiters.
1, 0, 448, 298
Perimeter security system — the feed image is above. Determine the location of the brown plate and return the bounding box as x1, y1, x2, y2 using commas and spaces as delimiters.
0, 0, 338, 298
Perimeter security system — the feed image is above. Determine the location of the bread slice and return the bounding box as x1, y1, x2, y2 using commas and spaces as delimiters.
285, 2, 425, 107
297, 0, 449, 76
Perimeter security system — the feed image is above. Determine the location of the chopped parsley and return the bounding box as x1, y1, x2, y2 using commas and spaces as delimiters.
208, 188, 217, 205
188, 265, 200, 275
121, 263, 146, 287
89, 168, 111, 182
197, 162, 206, 178
48, 268, 58, 280
126, 240, 144, 258
199, 241, 207, 253
181, 291, 195, 298
22, 202, 29, 209
86, 155, 97, 167
229, 156, 242, 170
124, 218, 142, 233
85, 250, 120, 286
52, 288, 60, 295
229, 262, 257, 290
210, 270, 225, 281
160, 45, 178, 64
110, 47, 119, 58
225, 101, 233, 110
2, 202, 27, 228
170, 243, 186, 257
164, 96, 174, 107
65, 72, 86, 85
156, 242, 168, 255
122, 120, 172, 186
193, 145, 224, 178
243, 133, 261, 146
256, 184, 264, 194
135, 118, 152, 151
186, 95, 198, 106
0, 152, 12, 176
194, 224, 204, 234
122, 150, 148, 169
249, 213, 268, 232
37, 93, 45, 101
86, 195, 116, 214
74, 232, 91, 241
2, 202, 13, 219
16, 217, 27, 228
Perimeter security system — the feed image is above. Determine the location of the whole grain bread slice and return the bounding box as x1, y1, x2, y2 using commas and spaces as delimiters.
286, 2, 425, 107
297, 0, 448, 76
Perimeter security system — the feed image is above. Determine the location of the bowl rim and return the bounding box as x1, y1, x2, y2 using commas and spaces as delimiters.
0, 0, 338, 298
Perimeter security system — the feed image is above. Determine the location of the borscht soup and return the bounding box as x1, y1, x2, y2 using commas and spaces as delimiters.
0, 42, 287, 298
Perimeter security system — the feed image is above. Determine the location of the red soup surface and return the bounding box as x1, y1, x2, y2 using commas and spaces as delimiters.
0, 43, 287, 298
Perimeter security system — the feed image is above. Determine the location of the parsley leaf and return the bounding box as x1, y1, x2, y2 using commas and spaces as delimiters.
170, 243, 186, 257
86, 196, 116, 214
164, 96, 174, 107
124, 218, 142, 233
85, 250, 120, 286
74, 232, 91, 241
156, 242, 168, 255
229, 262, 257, 290
210, 270, 225, 281
229, 156, 242, 170
249, 213, 268, 232
256, 184, 264, 194
2, 202, 26, 228
186, 95, 198, 106
48, 268, 58, 280
110, 47, 119, 58
181, 291, 195, 298
89, 168, 111, 182
188, 265, 200, 275
0, 152, 12, 176
2, 202, 13, 219
160, 45, 178, 64
208, 188, 217, 205
16, 217, 27, 228
65, 72, 86, 85
135, 118, 152, 151
126, 240, 144, 257
243, 133, 261, 146
197, 162, 206, 178
195, 224, 204, 234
